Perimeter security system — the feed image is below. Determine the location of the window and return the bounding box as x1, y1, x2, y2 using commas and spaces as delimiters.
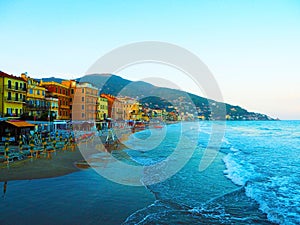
20, 83, 23, 89
7, 108, 12, 115
37, 90, 40, 95
82, 89, 84, 93
56, 87, 58, 93
71, 89, 74, 94
82, 113, 85, 118
8, 80, 12, 88
15, 109, 18, 116
15, 82, 18, 90
23, 83, 26, 90
42, 90, 45, 96
29, 89, 33, 94
20, 109, 22, 115
7, 92, 11, 100
82, 97, 84, 102
82, 105, 84, 110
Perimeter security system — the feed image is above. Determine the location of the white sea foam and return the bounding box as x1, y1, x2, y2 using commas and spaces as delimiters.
223, 154, 248, 186
245, 177, 300, 225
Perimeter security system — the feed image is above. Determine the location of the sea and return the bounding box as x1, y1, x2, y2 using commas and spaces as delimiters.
0, 121, 299, 225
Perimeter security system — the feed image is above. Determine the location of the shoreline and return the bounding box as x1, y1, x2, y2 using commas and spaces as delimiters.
0, 129, 132, 182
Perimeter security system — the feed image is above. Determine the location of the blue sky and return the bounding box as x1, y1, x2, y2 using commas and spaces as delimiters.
0, 0, 299, 119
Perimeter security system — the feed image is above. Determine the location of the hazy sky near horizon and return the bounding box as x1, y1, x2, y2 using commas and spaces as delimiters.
0, 0, 299, 119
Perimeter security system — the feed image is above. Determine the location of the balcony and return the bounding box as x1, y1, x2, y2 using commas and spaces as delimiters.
60, 105, 70, 109
5, 85, 27, 92
6, 97, 26, 103
26, 104, 49, 110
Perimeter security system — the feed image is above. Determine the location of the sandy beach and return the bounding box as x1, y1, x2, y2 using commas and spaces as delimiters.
0, 129, 131, 182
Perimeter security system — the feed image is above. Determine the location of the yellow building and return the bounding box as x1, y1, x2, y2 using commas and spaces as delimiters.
130, 102, 149, 122
21, 73, 48, 119
96, 97, 108, 121
0, 71, 27, 117
152, 109, 163, 118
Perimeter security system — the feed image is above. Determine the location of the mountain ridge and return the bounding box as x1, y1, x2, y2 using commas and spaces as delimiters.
38, 74, 274, 120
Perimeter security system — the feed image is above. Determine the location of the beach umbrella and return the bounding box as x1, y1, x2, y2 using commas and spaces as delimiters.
19, 135, 23, 154
29, 135, 34, 160
53, 135, 57, 150
55, 131, 59, 142
4, 133, 10, 165
42, 136, 47, 154
63, 136, 68, 151
69, 134, 75, 151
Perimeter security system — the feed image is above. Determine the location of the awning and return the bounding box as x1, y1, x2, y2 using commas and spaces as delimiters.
6, 121, 35, 128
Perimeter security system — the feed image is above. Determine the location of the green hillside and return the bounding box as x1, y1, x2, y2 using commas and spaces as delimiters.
41, 74, 274, 120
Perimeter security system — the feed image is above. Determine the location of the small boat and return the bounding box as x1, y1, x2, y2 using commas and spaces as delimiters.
153, 125, 163, 129
134, 123, 146, 129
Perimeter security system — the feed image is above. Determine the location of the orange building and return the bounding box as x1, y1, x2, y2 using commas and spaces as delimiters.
61, 80, 77, 119
40, 81, 70, 120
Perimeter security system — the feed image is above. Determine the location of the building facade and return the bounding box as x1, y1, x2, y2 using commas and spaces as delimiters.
21, 73, 48, 120
130, 102, 149, 121
96, 97, 108, 121
111, 98, 125, 121
40, 81, 70, 120
61, 80, 77, 119
72, 82, 98, 121
0, 71, 27, 117
46, 97, 59, 120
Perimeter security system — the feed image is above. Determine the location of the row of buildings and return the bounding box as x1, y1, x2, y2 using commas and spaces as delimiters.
0, 71, 148, 123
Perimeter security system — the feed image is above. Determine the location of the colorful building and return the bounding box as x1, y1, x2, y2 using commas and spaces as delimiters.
72, 82, 98, 121
100, 94, 115, 119
96, 97, 108, 121
21, 73, 48, 120
111, 98, 125, 121
130, 102, 149, 122
118, 97, 136, 120
61, 80, 77, 119
0, 71, 27, 117
101, 94, 127, 121
40, 81, 70, 120
46, 97, 59, 120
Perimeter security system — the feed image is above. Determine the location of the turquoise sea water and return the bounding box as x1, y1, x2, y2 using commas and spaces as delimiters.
0, 121, 299, 224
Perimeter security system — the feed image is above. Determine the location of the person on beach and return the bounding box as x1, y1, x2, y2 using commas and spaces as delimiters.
2, 181, 7, 198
